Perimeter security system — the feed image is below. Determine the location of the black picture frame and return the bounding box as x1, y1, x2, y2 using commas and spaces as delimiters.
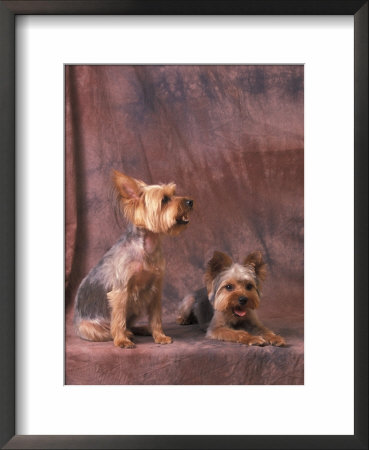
0, 1, 367, 449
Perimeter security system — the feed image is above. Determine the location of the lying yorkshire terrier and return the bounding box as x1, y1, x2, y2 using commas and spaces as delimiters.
177, 251, 285, 346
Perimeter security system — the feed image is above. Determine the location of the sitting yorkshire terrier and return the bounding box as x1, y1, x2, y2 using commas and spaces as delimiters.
74, 170, 193, 348
177, 251, 285, 346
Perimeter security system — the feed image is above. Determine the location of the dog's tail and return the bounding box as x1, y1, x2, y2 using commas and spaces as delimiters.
176, 294, 197, 325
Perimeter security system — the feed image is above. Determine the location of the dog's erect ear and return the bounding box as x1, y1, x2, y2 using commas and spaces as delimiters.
206, 251, 233, 279
204, 251, 233, 296
243, 251, 267, 281
112, 170, 146, 200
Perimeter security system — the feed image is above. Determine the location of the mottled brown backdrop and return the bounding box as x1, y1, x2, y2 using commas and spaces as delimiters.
65, 65, 304, 385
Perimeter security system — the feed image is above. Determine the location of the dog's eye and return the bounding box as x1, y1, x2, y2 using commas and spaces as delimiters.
246, 283, 253, 291
162, 195, 170, 205
225, 284, 234, 291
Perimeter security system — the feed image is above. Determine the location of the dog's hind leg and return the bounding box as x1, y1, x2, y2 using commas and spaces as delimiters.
77, 319, 112, 341
176, 294, 196, 325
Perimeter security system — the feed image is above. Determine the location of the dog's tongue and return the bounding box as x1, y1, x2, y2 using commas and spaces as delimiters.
234, 308, 246, 317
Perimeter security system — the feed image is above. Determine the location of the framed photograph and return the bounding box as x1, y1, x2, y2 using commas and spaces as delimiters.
65, 63, 304, 386
1, 1, 367, 449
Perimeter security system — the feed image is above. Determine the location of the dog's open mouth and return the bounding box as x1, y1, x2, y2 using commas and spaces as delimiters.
176, 214, 190, 225
233, 307, 247, 317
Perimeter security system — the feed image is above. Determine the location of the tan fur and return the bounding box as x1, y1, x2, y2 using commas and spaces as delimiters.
75, 171, 193, 348
78, 319, 111, 342
176, 294, 196, 325
205, 251, 285, 346
112, 171, 190, 236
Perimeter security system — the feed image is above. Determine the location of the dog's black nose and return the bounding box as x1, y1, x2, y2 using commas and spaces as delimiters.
185, 199, 193, 209
238, 296, 248, 305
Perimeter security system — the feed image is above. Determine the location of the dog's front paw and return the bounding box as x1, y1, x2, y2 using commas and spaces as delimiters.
238, 333, 266, 346
154, 334, 173, 344
114, 336, 135, 349
265, 334, 286, 346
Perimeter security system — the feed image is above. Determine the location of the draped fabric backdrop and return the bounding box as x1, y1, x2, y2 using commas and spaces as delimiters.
65, 65, 304, 385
